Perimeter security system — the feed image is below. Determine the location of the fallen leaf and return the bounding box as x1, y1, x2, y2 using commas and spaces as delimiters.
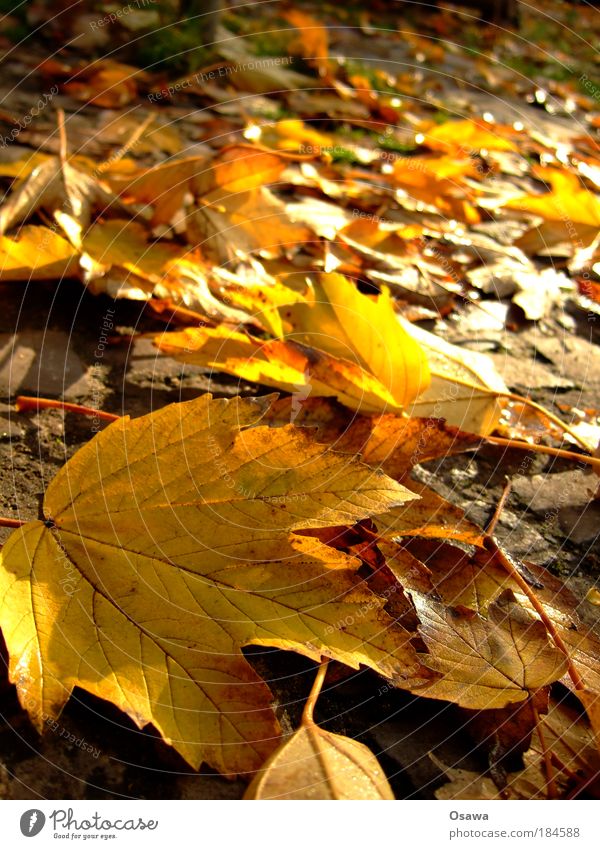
392, 155, 481, 223
280, 273, 431, 409
106, 146, 288, 228
284, 9, 329, 78
424, 119, 518, 155
244, 723, 394, 799
187, 187, 311, 264
400, 318, 509, 435
0, 157, 129, 246
0, 394, 427, 774
154, 326, 406, 413
0, 225, 78, 280
504, 167, 600, 253
411, 590, 568, 709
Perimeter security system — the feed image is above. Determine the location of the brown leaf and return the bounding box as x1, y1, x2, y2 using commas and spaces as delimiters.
412, 590, 568, 709
244, 724, 394, 799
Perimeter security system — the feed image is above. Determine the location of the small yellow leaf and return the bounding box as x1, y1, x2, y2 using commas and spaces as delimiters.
504, 167, 600, 252
281, 273, 431, 408
392, 155, 481, 223
400, 317, 509, 436
424, 119, 518, 154
244, 724, 394, 799
0, 225, 78, 280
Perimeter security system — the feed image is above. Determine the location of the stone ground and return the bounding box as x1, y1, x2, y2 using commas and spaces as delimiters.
0, 273, 598, 800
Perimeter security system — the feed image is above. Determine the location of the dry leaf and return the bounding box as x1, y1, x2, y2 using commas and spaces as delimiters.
0, 157, 129, 247
155, 326, 405, 413
0, 394, 427, 774
412, 590, 568, 709
283, 9, 329, 78
0, 225, 78, 280
279, 273, 430, 409
392, 155, 481, 223
401, 318, 509, 435
244, 724, 394, 799
424, 119, 518, 155
188, 187, 311, 263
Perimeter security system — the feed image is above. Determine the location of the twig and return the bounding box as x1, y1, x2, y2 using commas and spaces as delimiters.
57, 108, 67, 167
0, 517, 25, 529
485, 435, 600, 473
486, 477, 511, 535
15, 396, 120, 422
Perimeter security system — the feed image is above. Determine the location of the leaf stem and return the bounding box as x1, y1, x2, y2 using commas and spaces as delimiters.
483, 537, 585, 691
0, 517, 25, 528
15, 396, 120, 422
503, 391, 591, 453
484, 435, 600, 473
302, 658, 330, 727
427, 367, 592, 453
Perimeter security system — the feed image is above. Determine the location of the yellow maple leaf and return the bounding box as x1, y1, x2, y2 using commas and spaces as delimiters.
280, 273, 430, 408
0, 395, 424, 774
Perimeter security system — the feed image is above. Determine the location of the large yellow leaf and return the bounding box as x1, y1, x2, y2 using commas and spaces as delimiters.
0, 395, 425, 775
